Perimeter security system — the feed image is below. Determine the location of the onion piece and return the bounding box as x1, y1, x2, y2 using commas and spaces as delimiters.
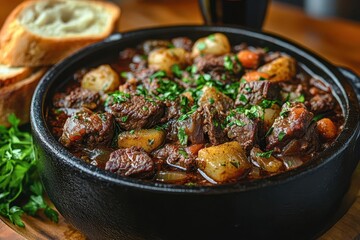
155, 171, 188, 183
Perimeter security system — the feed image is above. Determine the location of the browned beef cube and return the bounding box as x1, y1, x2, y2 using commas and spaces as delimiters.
203, 105, 229, 145
226, 110, 260, 152
60, 108, 114, 148
235, 80, 280, 106
105, 147, 154, 178
266, 103, 314, 152
194, 54, 242, 83
152, 144, 197, 171
53, 87, 100, 110
171, 37, 193, 52
166, 109, 205, 145
280, 122, 319, 157
105, 94, 165, 130
309, 87, 335, 113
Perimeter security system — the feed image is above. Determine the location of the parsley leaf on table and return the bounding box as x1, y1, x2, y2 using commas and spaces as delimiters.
0, 114, 58, 227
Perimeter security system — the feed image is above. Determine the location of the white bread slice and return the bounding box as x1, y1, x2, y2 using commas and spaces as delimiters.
0, 0, 120, 67
0, 64, 32, 87
0, 67, 47, 127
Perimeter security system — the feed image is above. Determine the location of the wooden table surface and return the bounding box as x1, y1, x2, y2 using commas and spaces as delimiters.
1, 0, 360, 239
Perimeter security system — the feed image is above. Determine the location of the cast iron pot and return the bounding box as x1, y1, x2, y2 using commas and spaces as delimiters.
31, 25, 360, 240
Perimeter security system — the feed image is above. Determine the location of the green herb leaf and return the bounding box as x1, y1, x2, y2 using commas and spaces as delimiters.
197, 42, 206, 50
224, 56, 233, 72
0, 114, 58, 227
256, 150, 273, 159
178, 127, 188, 146
207, 34, 216, 41
171, 64, 182, 78
278, 131, 286, 141
295, 94, 305, 103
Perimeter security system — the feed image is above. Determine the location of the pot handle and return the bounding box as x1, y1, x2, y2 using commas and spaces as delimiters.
337, 67, 360, 142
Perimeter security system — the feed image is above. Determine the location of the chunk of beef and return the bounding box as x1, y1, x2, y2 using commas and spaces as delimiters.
236, 80, 280, 106
152, 144, 197, 171
105, 147, 154, 178
280, 122, 319, 157
105, 94, 165, 130
226, 110, 260, 152
53, 87, 100, 110
60, 108, 114, 148
160, 99, 182, 123
194, 54, 242, 83
138, 40, 171, 54
309, 87, 335, 113
167, 109, 205, 145
203, 105, 229, 145
266, 103, 314, 152
171, 37, 193, 52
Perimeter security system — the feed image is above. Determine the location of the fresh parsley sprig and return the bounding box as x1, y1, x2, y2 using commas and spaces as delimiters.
0, 114, 58, 227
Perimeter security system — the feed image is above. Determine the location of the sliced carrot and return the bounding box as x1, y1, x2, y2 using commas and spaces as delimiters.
186, 144, 205, 156
241, 71, 270, 82
237, 50, 260, 69
316, 118, 337, 140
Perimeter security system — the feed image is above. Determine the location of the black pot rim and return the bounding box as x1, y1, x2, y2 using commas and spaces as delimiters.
30, 25, 360, 194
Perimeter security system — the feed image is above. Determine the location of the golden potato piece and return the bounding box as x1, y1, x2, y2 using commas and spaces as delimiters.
198, 86, 233, 112
81, 64, 120, 93
148, 48, 188, 74
258, 56, 296, 82
192, 33, 231, 57
117, 129, 165, 153
250, 147, 283, 173
197, 141, 251, 182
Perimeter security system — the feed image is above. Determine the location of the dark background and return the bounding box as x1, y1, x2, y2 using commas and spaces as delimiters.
275, 0, 360, 22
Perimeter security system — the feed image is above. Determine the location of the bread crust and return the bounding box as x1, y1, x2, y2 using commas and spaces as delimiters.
0, 68, 47, 127
0, 65, 32, 87
0, 0, 120, 67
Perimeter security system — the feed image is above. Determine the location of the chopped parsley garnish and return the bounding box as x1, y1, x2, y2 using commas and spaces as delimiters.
230, 161, 240, 168
240, 78, 247, 84
280, 107, 290, 118
238, 94, 248, 103
171, 64, 182, 78
222, 81, 240, 100
136, 85, 148, 97
142, 106, 149, 111
168, 43, 175, 49
224, 56, 233, 72
105, 91, 130, 106
244, 105, 262, 119
256, 150, 273, 158
0, 114, 58, 227
148, 139, 155, 146
265, 127, 274, 137
295, 94, 305, 103
129, 130, 135, 134
313, 114, 325, 122
207, 34, 216, 41
278, 131, 286, 141
197, 42, 207, 50
156, 79, 184, 101
180, 95, 190, 114
245, 87, 252, 92
260, 99, 281, 109
121, 116, 128, 122
179, 148, 189, 158
178, 127, 188, 146
120, 71, 128, 78
150, 70, 167, 82
178, 105, 198, 121
209, 98, 215, 104
228, 119, 246, 127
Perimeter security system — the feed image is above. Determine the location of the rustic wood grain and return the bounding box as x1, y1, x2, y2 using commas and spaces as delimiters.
1, 0, 360, 239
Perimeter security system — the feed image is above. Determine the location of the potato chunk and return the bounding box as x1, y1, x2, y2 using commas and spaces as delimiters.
118, 129, 165, 153
192, 33, 230, 57
250, 147, 283, 173
258, 56, 296, 82
81, 64, 120, 93
148, 48, 188, 74
198, 86, 233, 112
197, 141, 251, 182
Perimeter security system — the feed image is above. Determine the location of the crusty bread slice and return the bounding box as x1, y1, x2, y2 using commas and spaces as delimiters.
0, 64, 32, 87
0, 0, 120, 67
0, 68, 47, 127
